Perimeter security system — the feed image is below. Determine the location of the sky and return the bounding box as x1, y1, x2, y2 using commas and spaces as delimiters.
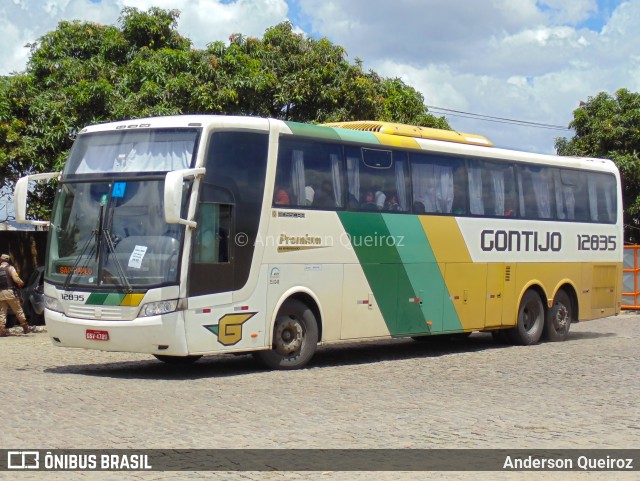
0, 0, 637, 154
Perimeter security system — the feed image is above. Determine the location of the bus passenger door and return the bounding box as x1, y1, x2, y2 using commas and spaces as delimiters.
443, 263, 486, 331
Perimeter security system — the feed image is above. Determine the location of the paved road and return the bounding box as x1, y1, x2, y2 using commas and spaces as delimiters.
0, 313, 638, 481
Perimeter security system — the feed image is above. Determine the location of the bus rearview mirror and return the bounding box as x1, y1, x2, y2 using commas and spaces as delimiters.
164, 168, 205, 228
14, 172, 61, 226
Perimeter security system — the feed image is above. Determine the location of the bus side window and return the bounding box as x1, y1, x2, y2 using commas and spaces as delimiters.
555, 169, 589, 221
411, 153, 464, 215
587, 172, 617, 223
517, 164, 554, 219
193, 204, 231, 264
468, 160, 517, 217
275, 139, 344, 210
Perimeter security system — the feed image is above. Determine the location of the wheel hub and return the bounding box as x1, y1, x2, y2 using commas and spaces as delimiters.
274, 317, 303, 355
554, 304, 569, 329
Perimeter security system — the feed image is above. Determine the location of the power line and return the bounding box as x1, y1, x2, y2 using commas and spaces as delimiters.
427, 105, 572, 131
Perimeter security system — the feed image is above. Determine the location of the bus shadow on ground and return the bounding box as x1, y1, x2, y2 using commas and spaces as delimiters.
564, 331, 616, 341
44, 329, 616, 380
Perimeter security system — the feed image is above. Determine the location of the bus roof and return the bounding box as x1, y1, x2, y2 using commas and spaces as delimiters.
75, 115, 617, 176
322, 120, 493, 147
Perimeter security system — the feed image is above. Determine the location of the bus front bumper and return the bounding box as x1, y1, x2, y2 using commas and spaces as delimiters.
44, 309, 189, 356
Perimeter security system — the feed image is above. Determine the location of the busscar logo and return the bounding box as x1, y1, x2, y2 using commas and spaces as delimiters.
8, 451, 39, 469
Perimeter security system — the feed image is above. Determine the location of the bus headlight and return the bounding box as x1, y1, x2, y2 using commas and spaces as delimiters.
140, 300, 178, 317
44, 295, 63, 313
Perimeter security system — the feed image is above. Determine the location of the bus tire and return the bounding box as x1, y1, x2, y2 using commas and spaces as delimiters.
153, 354, 202, 364
254, 299, 318, 370
543, 290, 572, 342
507, 290, 544, 345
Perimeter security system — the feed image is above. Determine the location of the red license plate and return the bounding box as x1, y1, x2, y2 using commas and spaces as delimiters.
86, 329, 109, 341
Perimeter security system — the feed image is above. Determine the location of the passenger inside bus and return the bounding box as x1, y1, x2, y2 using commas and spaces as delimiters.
314, 181, 335, 207
361, 191, 378, 210
413, 201, 426, 214
385, 192, 402, 211
274, 186, 290, 205
373, 186, 386, 210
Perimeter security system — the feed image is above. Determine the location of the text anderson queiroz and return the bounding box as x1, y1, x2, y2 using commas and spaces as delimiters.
503, 455, 634, 470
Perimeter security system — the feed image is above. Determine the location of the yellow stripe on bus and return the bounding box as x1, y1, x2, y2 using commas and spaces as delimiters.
418, 216, 472, 266
121, 293, 145, 306
373, 133, 421, 149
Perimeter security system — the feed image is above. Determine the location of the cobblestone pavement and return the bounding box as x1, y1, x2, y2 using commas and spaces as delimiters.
0, 313, 638, 481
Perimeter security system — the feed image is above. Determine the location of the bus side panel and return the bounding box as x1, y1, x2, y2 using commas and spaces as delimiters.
383, 213, 448, 335
340, 264, 392, 340
418, 216, 488, 332
486, 263, 507, 328
455, 217, 622, 325
184, 265, 269, 355
263, 210, 366, 340
589, 263, 620, 319
338, 212, 464, 337
337, 212, 406, 337
266, 263, 345, 342
443, 263, 487, 330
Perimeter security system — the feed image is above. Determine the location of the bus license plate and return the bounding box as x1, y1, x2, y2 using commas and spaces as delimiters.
86, 329, 109, 341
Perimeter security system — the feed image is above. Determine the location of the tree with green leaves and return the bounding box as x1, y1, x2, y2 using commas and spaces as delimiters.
555, 88, 640, 240
0, 7, 447, 219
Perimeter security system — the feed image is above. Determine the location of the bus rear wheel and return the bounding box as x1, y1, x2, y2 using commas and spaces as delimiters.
253, 299, 318, 370
507, 290, 544, 345
153, 354, 202, 364
544, 290, 572, 342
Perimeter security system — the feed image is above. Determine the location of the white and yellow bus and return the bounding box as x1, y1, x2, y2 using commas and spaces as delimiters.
15, 116, 622, 369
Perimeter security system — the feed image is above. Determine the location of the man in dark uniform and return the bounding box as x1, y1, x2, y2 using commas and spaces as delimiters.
0, 254, 33, 336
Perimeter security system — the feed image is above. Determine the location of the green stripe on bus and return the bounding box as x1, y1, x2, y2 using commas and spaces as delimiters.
86, 293, 109, 305
381, 214, 463, 334
338, 212, 456, 336
284, 122, 341, 141
338, 212, 409, 335
338, 212, 463, 336
104, 293, 126, 306
284, 121, 380, 145
85, 292, 126, 306
333, 129, 381, 144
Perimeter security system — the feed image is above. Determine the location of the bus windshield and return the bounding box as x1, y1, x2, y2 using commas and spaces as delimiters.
64, 128, 199, 175
46, 179, 185, 289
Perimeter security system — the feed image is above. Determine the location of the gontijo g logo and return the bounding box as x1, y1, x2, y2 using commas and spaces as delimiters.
205, 312, 257, 346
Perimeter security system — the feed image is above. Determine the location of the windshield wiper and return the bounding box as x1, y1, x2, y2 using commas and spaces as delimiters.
63, 227, 97, 291
103, 229, 133, 293
63, 212, 132, 293
63, 198, 105, 291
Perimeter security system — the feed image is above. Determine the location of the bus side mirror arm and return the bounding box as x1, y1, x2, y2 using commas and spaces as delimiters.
14, 172, 61, 226
164, 168, 206, 228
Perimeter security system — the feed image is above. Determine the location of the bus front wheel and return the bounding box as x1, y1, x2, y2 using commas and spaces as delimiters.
543, 290, 572, 342
507, 290, 544, 345
253, 299, 318, 370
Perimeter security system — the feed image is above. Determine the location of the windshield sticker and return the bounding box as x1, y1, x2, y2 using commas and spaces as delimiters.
112, 182, 127, 198
128, 245, 148, 269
